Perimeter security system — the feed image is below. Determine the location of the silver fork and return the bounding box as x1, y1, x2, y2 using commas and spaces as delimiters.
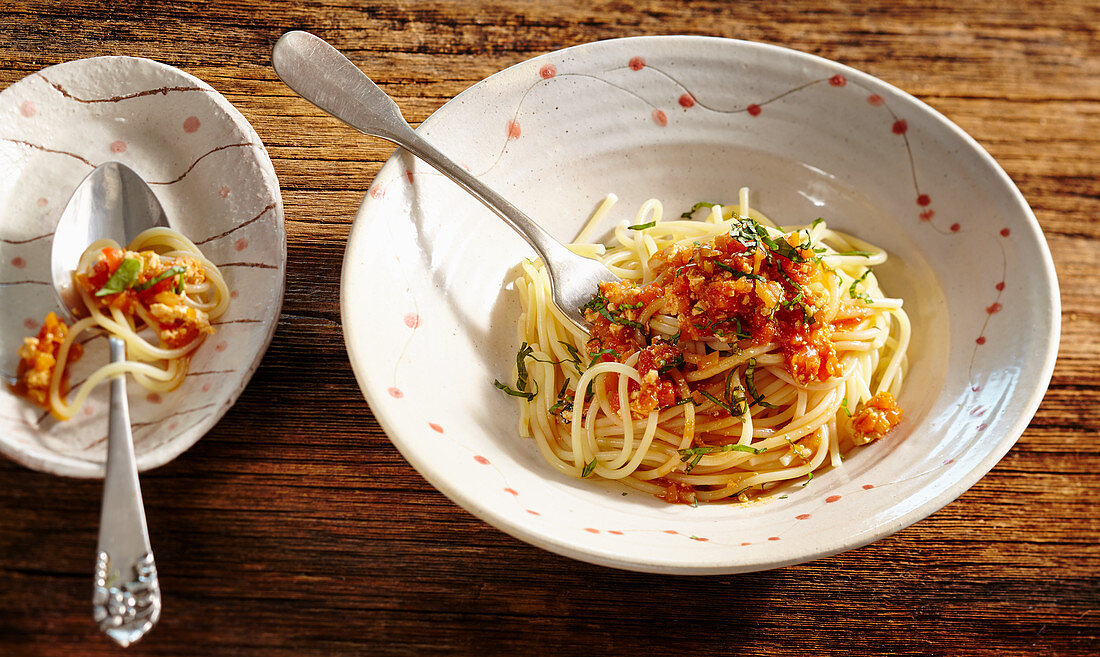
271, 30, 619, 331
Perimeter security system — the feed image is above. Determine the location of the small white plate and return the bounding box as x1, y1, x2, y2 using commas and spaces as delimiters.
342, 36, 1059, 573
0, 56, 285, 477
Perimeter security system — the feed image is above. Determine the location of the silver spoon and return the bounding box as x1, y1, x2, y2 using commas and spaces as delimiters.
52, 162, 164, 647
271, 30, 619, 331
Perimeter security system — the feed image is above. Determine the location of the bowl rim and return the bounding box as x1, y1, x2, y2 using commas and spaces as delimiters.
341, 35, 1061, 573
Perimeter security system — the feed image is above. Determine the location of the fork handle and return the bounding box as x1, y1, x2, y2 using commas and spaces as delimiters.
270, 30, 576, 273
92, 336, 160, 647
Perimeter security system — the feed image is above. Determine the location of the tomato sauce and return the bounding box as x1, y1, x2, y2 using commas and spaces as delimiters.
582, 221, 844, 415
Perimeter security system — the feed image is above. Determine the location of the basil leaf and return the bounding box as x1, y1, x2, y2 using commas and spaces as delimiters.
628, 221, 656, 230
135, 265, 187, 292
581, 460, 597, 477
95, 258, 141, 297
493, 379, 535, 401
681, 201, 717, 219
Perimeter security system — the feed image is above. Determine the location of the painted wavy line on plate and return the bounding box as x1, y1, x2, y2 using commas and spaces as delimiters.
147, 142, 259, 186
38, 73, 213, 104
470, 72, 658, 179
0, 279, 51, 287
213, 261, 277, 270
80, 402, 219, 451
211, 318, 263, 325
620, 62, 827, 114
195, 201, 277, 245
0, 137, 94, 167
0, 232, 52, 245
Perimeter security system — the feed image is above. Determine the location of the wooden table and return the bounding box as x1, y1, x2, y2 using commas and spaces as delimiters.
1, 2, 1096, 654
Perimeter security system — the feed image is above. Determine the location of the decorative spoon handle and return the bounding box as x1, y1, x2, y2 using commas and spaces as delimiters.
92, 336, 160, 647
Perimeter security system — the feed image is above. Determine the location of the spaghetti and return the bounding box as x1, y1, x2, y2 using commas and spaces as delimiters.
12, 227, 228, 420
497, 189, 909, 505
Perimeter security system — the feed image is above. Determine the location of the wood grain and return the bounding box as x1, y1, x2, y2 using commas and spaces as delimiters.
1, 1, 1097, 655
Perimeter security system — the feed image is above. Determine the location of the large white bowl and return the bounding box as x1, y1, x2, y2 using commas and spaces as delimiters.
341, 36, 1059, 574
0, 57, 285, 477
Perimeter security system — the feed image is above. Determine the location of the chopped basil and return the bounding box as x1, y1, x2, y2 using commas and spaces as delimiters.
493, 343, 539, 401
493, 379, 535, 400
678, 441, 766, 473
95, 258, 141, 297
840, 397, 852, 417
581, 290, 646, 330
581, 459, 597, 477
135, 265, 187, 292
558, 341, 583, 373
659, 397, 697, 410
832, 249, 875, 257
681, 201, 718, 219
698, 390, 737, 417
587, 347, 621, 368
802, 472, 814, 487
811, 217, 825, 229
745, 358, 778, 409
848, 269, 873, 302
628, 220, 656, 230
657, 353, 684, 374
714, 260, 766, 282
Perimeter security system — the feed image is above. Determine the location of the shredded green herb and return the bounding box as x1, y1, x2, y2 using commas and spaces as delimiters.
657, 353, 685, 374
587, 347, 621, 369
134, 265, 187, 292
628, 220, 656, 230
581, 290, 646, 330
802, 472, 814, 487
832, 250, 875, 257
848, 269, 873, 303
840, 397, 852, 417
744, 358, 778, 409
95, 258, 141, 297
581, 460, 597, 477
681, 201, 718, 219
493, 379, 535, 400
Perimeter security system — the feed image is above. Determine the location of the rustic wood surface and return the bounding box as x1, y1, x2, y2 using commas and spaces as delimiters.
1, 1, 1097, 655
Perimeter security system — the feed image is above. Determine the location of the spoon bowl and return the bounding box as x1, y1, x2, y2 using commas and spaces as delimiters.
51, 163, 170, 321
